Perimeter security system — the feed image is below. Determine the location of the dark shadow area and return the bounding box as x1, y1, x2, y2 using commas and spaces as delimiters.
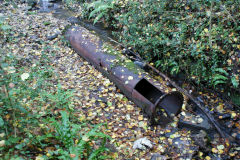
134, 78, 163, 103
158, 92, 184, 116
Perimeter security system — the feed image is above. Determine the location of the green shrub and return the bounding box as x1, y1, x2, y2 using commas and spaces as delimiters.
82, 0, 240, 91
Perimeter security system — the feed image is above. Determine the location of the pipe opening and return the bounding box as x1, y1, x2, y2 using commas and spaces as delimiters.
157, 92, 184, 116
134, 78, 163, 103
153, 92, 184, 125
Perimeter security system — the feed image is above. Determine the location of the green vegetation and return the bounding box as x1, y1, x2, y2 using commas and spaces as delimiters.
102, 43, 142, 74
81, 0, 240, 98
0, 15, 111, 159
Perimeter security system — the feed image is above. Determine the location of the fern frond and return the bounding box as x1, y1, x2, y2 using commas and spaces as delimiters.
212, 74, 228, 81
88, 147, 109, 160
89, 5, 113, 19
87, 0, 103, 10
93, 12, 106, 24
214, 68, 228, 76
213, 80, 226, 87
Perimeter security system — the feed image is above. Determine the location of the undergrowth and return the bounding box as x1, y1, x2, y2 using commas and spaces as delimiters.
0, 11, 111, 159
80, 0, 240, 105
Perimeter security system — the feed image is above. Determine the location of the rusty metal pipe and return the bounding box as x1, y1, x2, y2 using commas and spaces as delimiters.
66, 26, 184, 125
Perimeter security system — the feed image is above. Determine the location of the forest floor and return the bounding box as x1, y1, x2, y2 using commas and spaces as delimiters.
0, 1, 239, 160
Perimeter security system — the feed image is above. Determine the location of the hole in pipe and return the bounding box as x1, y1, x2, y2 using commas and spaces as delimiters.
134, 78, 163, 103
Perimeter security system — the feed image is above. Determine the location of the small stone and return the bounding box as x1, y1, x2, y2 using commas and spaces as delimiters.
133, 137, 153, 150
47, 33, 59, 40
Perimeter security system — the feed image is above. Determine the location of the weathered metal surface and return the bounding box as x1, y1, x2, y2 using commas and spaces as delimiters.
66, 26, 184, 125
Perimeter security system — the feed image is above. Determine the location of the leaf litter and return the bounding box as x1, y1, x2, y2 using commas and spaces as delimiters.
1, 1, 240, 159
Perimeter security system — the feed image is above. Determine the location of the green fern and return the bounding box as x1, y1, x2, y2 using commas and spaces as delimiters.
89, 5, 113, 18
50, 112, 111, 159
87, 0, 114, 24
212, 68, 229, 87
214, 68, 228, 76
88, 146, 109, 160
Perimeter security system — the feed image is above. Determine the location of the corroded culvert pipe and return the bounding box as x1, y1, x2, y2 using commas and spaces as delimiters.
66, 26, 184, 125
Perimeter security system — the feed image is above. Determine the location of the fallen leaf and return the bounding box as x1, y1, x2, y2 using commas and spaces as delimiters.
82, 135, 89, 141
212, 148, 218, 153
21, 73, 30, 81
217, 145, 224, 150
128, 76, 133, 80
0, 140, 5, 147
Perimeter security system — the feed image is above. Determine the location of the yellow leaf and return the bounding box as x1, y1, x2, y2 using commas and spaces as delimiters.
204, 28, 209, 33
138, 115, 143, 121
88, 112, 93, 117
79, 115, 86, 122
160, 137, 165, 141
5, 114, 10, 120
128, 76, 133, 80
212, 148, 218, 153
35, 155, 45, 160
229, 152, 236, 157
218, 149, 224, 154
126, 105, 133, 110
231, 112, 237, 118
112, 134, 116, 138
75, 139, 78, 144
